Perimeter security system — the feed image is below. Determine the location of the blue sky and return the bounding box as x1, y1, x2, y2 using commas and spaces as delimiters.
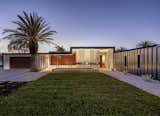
0, 0, 160, 52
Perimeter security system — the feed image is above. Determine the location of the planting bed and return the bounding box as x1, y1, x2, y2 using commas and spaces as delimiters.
0, 81, 26, 96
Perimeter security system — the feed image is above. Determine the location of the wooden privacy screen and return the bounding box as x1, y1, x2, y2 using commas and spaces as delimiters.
50, 55, 58, 65
113, 46, 160, 80
50, 54, 76, 65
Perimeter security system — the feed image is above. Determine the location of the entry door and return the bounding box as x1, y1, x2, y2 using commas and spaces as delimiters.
100, 55, 103, 68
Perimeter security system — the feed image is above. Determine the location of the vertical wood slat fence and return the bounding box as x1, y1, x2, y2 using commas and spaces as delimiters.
114, 45, 160, 80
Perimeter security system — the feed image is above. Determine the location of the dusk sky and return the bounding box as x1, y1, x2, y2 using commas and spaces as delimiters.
0, 0, 160, 52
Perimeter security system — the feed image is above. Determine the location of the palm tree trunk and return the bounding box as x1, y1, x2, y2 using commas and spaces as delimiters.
30, 54, 38, 72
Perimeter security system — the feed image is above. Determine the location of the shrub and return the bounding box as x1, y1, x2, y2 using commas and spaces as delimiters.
142, 74, 153, 82
123, 70, 128, 75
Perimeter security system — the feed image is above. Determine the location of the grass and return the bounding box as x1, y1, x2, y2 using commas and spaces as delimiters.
0, 72, 160, 116
0, 82, 26, 96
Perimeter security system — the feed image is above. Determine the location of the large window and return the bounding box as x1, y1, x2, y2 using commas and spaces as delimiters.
0, 55, 2, 67
137, 55, 141, 68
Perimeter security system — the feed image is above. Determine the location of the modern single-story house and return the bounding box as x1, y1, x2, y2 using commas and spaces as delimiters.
1, 47, 114, 70
1, 45, 160, 80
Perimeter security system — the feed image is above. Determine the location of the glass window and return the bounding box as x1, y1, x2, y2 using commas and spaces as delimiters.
137, 55, 141, 68
124, 56, 127, 66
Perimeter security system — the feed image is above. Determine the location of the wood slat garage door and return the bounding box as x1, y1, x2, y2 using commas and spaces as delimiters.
50, 55, 76, 65
10, 57, 31, 68
61, 55, 76, 65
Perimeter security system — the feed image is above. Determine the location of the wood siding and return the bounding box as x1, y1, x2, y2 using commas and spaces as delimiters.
50, 54, 76, 65
114, 46, 160, 80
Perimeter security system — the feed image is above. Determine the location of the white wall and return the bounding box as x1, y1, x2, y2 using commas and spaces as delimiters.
35, 54, 50, 71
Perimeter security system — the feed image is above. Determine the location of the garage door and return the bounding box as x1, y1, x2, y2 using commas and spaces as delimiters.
50, 54, 76, 65
10, 57, 31, 68
50, 55, 58, 65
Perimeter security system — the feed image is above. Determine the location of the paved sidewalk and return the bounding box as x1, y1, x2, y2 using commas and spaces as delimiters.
100, 71, 160, 97
0, 69, 49, 82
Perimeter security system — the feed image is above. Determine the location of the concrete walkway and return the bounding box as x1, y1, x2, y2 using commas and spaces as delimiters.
0, 69, 49, 82
100, 71, 160, 97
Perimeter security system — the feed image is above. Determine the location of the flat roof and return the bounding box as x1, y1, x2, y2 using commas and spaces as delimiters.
2, 46, 115, 55
5, 46, 159, 54
70, 46, 115, 52
71, 46, 115, 49
48, 51, 72, 54
50, 46, 115, 54
115, 45, 159, 53
2, 53, 31, 55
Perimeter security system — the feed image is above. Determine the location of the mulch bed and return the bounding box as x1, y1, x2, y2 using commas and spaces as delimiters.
0, 81, 27, 96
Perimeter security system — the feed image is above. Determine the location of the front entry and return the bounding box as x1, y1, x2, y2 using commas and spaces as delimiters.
100, 55, 103, 68
99, 55, 105, 68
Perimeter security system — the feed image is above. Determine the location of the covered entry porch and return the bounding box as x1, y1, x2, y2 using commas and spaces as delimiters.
68, 47, 114, 70
48, 47, 114, 71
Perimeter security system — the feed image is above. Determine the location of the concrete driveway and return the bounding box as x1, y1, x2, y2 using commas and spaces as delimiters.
0, 69, 48, 82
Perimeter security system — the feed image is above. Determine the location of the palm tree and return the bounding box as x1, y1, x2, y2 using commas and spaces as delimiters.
136, 41, 157, 48
3, 11, 56, 71
116, 47, 127, 52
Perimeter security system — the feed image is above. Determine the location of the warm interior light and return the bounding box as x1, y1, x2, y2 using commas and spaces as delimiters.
102, 55, 105, 63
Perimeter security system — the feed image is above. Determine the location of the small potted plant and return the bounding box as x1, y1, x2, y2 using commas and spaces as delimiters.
142, 74, 153, 82
123, 69, 128, 75
112, 68, 116, 71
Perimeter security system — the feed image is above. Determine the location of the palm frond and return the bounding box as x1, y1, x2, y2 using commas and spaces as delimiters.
3, 11, 56, 54
136, 41, 157, 48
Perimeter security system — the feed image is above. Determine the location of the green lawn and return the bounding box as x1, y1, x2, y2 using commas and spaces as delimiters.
0, 72, 160, 116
